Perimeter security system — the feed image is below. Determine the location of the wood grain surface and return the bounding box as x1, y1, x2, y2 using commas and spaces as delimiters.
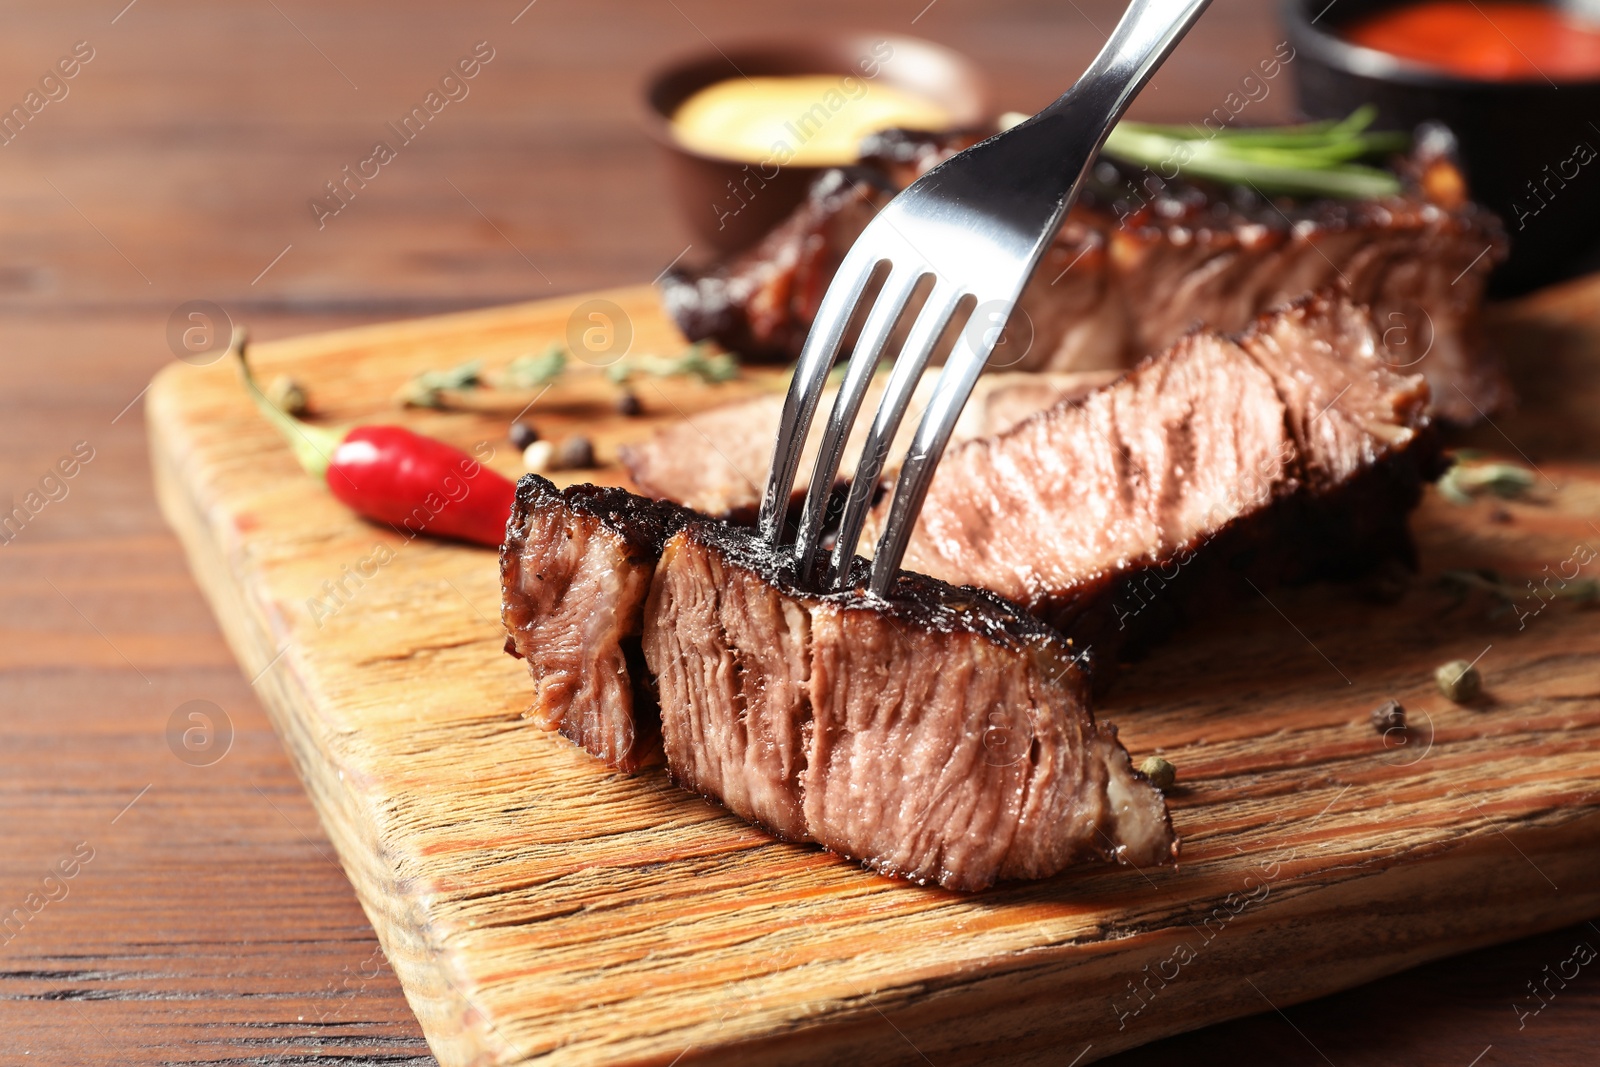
147, 282, 1600, 1065
4, 1, 1599, 1064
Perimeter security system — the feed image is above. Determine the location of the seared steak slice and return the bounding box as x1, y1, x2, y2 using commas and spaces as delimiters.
499, 476, 695, 771
619, 370, 1117, 520
866, 293, 1442, 661
500, 477, 1176, 890
660, 135, 1506, 423
855, 126, 985, 188
1092, 143, 1506, 424
641, 521, 1176, 891
660, 169, 890, 363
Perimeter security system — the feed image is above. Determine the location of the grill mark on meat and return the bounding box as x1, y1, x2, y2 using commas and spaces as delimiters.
661, 134, 1507, 424
661, 170, 893, 361
1105, 411, 1138, 511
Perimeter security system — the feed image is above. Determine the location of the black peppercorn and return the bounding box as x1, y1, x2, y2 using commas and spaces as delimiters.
509, 421, 539, 451
557, 435, 595, 469
1370, 699, 1406, 734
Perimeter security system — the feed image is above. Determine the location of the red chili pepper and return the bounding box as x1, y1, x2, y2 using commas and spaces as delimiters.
233, 331, 516, 546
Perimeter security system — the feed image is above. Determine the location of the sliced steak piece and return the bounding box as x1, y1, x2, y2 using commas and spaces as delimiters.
499, 476, 695, 771
618, 370, 1117, 520
864, 293, 1442, 662
1093, 138, 1507, 424
641, 520, 1176, 891
660, 169, 890, 363
660, 134, 1506, 423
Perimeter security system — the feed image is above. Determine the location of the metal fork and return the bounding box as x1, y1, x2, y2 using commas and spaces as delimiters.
756, 0, 1212, 595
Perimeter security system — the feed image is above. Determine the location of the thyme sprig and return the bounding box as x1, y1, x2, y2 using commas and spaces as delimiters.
606, 342, 738, 385
501, 344, 567, 390
397, 342, 738, 408
395, 358, 484, 408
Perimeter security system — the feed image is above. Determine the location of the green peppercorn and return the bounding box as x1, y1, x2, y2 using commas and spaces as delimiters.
1435, 659, 1482, 703
1140, 755, 1176, 790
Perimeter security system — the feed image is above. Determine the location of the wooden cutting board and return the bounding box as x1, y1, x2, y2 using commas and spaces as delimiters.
148, 280, 1600, 1066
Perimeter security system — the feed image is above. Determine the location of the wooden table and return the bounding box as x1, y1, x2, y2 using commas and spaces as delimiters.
2, 1, 1594, 1063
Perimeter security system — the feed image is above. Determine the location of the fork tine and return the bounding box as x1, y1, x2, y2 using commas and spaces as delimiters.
762, 0, 1211, 582
827, 282, 967, 585
790, 265, 925, 581
866, 300, 1011, 595
757, 245, 884, 546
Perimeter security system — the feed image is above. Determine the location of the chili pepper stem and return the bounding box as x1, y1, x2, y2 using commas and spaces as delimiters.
231, 326, 344, 479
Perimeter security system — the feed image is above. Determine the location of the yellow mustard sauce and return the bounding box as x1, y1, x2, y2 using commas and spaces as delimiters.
671, 74, 950, 167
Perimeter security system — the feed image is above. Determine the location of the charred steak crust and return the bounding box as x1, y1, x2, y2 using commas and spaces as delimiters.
1077, 153, 1508, 425
641, 520, 1177, 891
658, 131, 1507, 423
678, 518, 1077, 649
530, 477, 699, 561
659, 168, 893, 362
500, 476, 700, 771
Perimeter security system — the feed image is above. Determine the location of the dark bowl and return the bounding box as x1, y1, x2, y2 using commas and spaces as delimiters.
642, 34, 991, 257
1283, 0, 1600, 294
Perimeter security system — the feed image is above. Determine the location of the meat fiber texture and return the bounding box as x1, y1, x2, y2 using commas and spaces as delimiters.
498, 296, 1435, 886
499, 477, 696, 772
499, 478, 1175, 891
864, 292, 1442, 662
641, 522, 1175, 891
661, 137, 1507, 424
619, 369, 1118, 520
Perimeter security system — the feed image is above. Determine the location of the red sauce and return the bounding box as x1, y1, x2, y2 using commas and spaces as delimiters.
1343, 1, 1600, 81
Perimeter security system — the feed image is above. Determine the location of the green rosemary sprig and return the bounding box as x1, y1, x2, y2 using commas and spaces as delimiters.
1100, 106, 1409, 199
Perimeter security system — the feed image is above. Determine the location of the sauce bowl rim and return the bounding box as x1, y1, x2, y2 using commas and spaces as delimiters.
1281, 0, 1600, 90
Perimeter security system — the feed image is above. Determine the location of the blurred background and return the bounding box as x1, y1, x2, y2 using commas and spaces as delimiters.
2, 1, 1596, 1063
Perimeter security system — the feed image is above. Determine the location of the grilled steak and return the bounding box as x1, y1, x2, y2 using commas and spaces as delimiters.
642, 521, 1176, 890
619, 369, 1117, 520
500, 477, 694, 771
661, 169, 890, 365
661, 131, 1506, 423
500, 476, 1175, 889
863, 292, 1442, 661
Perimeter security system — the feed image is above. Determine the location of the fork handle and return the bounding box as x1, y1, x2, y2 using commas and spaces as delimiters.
1068, 0, 1214, 120
887, 0, 1213, 288
863, 0, 1211, 593
1007, 0, 1214, 213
